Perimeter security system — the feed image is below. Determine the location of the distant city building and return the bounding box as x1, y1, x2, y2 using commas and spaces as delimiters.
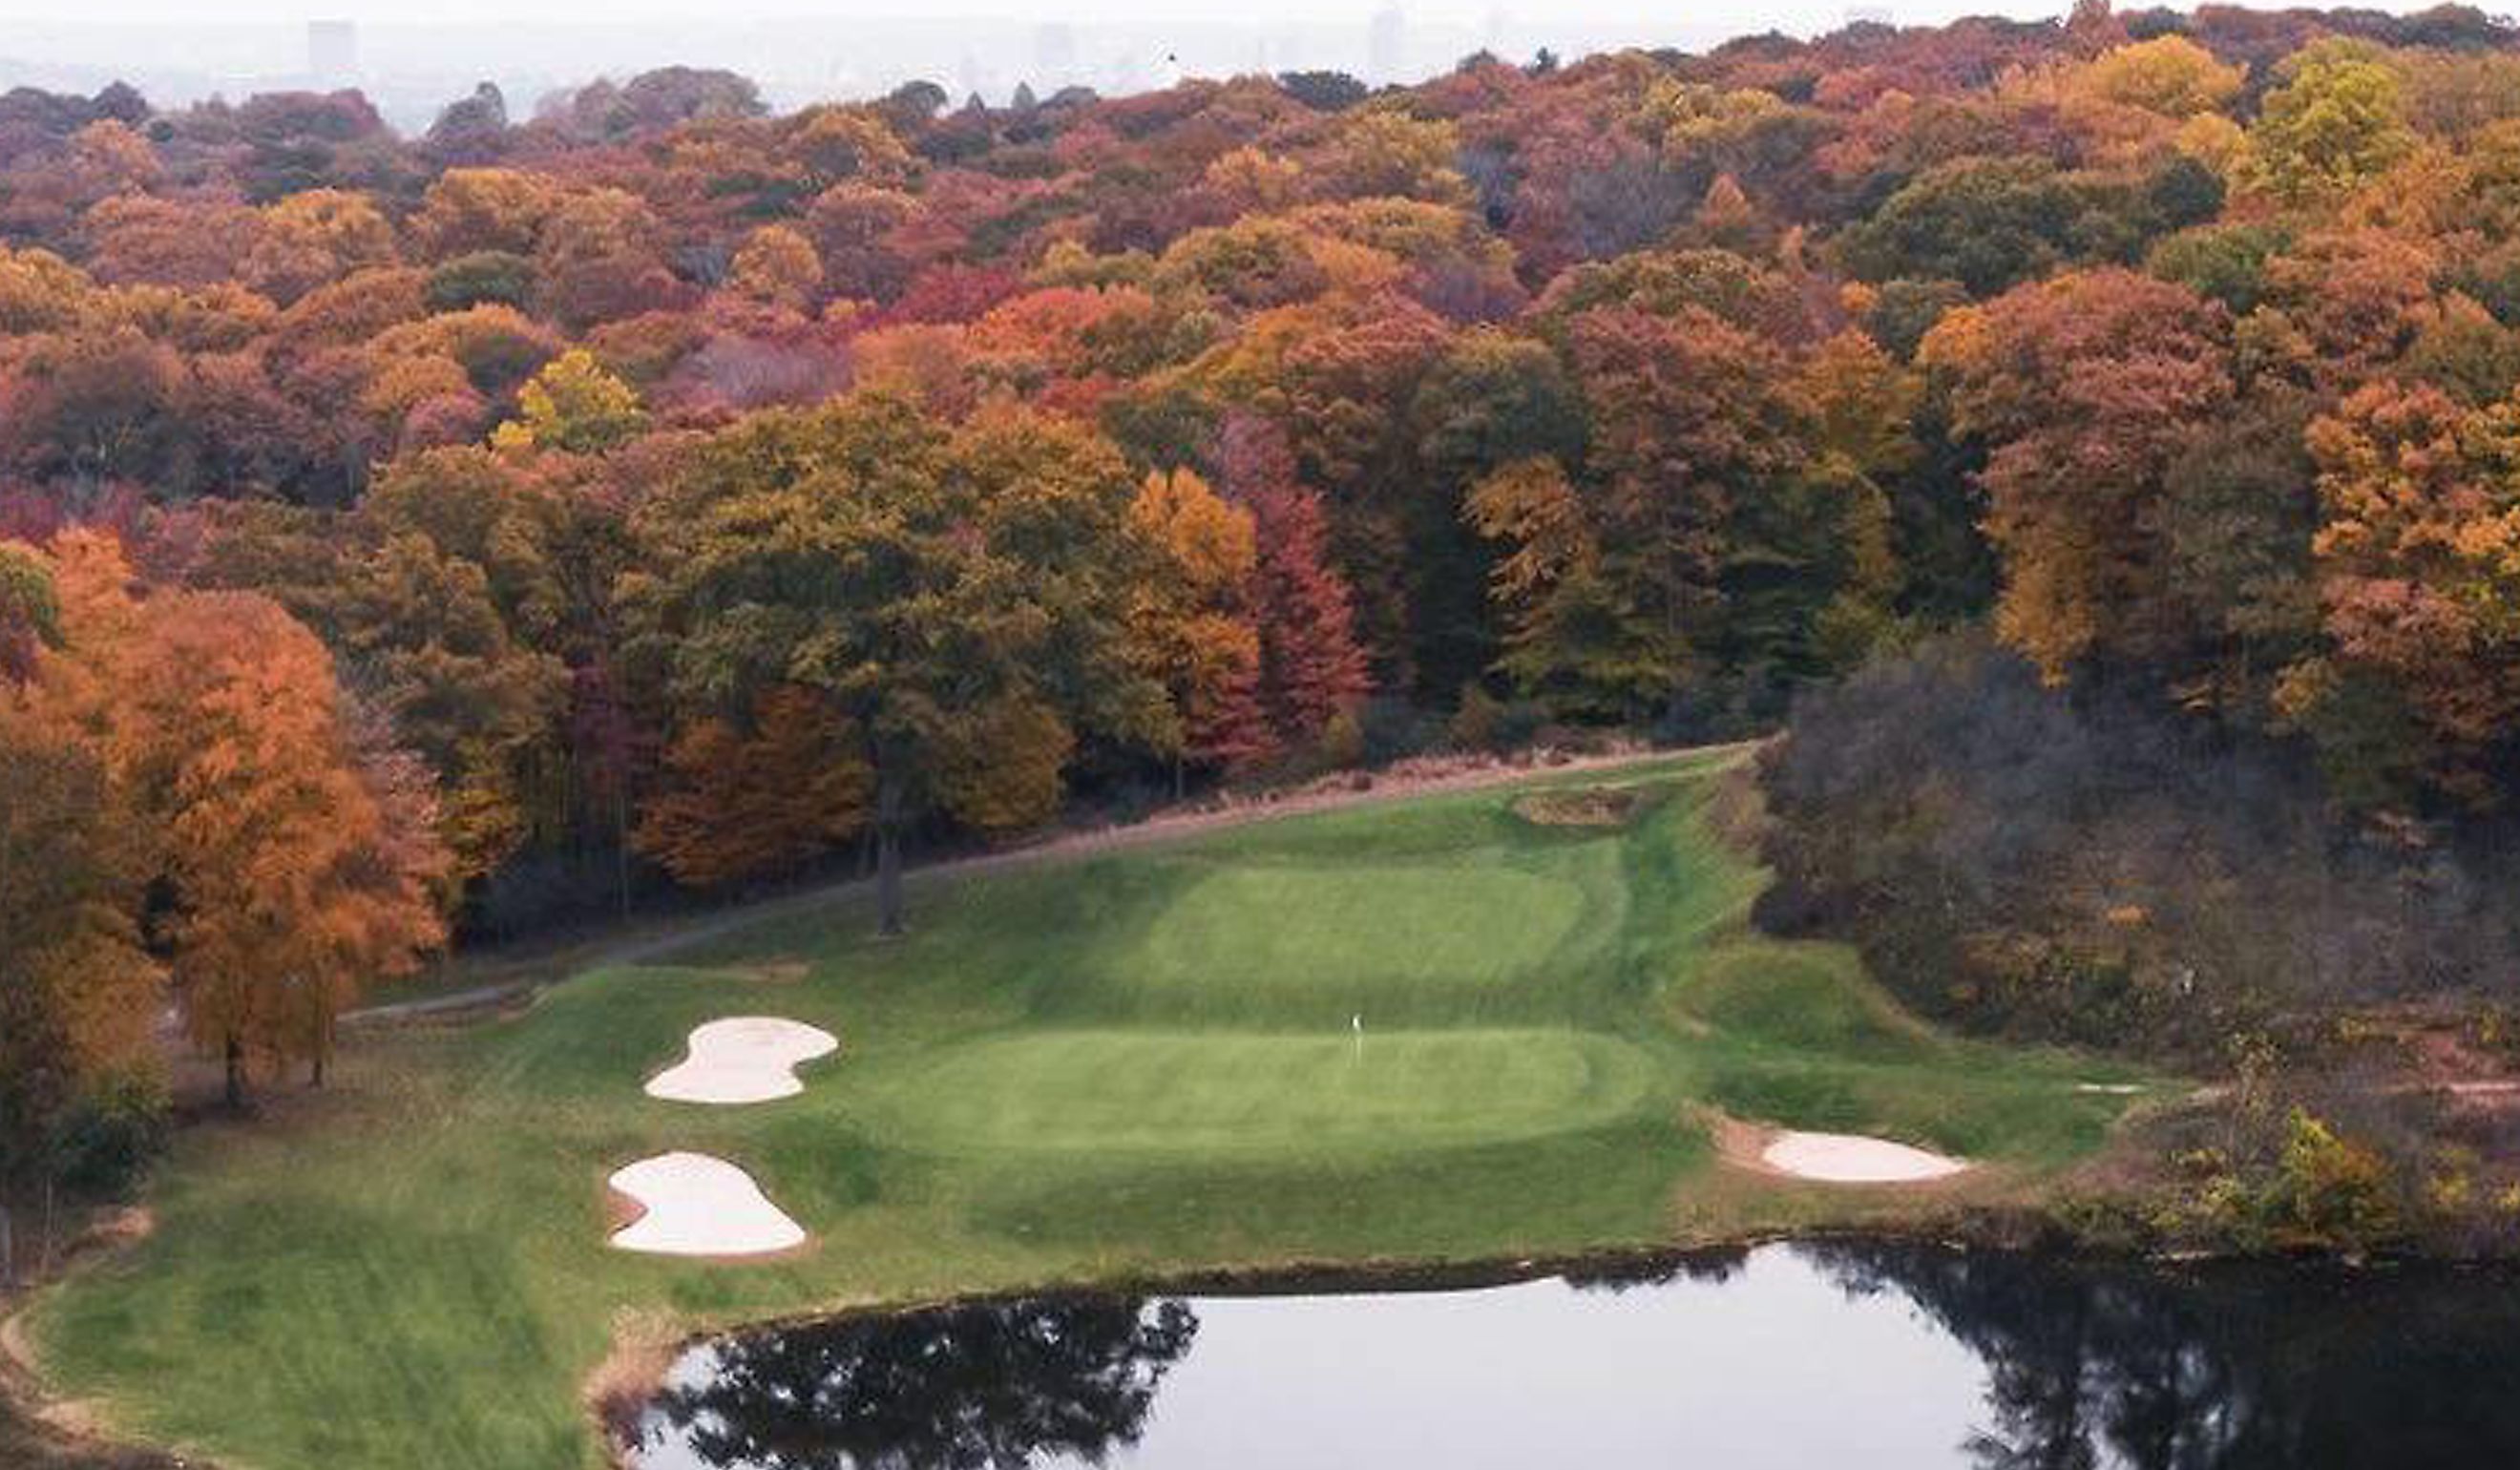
307, 19, 358, 86
1369, 6, 1405, 83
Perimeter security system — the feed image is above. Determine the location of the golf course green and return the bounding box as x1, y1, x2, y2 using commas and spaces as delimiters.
25, 749, 2157, 1469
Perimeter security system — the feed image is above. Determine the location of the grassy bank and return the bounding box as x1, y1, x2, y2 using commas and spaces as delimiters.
28, 750, 2158, 1469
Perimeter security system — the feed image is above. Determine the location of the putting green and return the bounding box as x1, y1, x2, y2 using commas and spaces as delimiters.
862, 1027, 1659, 1156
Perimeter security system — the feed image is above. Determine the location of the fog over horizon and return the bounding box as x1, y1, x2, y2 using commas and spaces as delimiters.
0, 0, 2469, 131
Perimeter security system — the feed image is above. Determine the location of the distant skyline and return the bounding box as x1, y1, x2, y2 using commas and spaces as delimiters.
0, 1, 2473, 133
0, 1, 2014, 20
0, 0, 2467, 25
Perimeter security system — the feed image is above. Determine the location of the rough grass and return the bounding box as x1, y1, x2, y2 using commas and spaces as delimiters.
29, 750, 2163, 1470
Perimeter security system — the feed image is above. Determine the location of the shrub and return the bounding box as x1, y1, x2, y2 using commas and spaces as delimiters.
1450, 682, 1504, 752
2265, 1108, 2401, 1250
1354, 695, 1439, 766
50, 1071, 170, 1199
1318, 708, 1366, 769
1754, 634, 2520, 1056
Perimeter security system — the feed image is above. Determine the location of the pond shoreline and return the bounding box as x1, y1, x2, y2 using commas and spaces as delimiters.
15, 1186, 2510, 1470
587, 1208, 2520, 1469
0, 1208, 196, 1470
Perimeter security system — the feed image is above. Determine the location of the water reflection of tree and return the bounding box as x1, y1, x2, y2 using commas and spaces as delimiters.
1802, 1241, 2520, 1470
1564, 1246, 1749, 1293
643, 1296, 1198, 1470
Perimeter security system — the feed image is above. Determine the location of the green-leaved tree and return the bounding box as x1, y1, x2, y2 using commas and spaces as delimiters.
627, 392, 1166, 934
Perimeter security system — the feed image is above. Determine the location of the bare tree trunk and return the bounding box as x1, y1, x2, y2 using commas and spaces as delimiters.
1, 1200, 14, 1289
224, 1033, 246, 1112
615, 786, 633, 921
37, 1175, 53, 1276
875, 766, 906, 938
876, 828, 905, 937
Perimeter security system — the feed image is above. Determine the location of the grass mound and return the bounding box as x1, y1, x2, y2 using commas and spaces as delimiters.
30, 751, 2159, 1470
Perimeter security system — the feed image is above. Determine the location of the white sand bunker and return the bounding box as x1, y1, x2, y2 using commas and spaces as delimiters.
646, 1017, 838, 1104
608, 1152, 806, 1256
1759, 1129, 1972, 1184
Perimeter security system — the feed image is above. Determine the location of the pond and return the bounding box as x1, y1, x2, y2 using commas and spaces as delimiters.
629, 1242, 2520, 1470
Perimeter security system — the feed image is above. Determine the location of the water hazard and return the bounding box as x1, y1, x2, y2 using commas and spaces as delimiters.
630, 1241, 2520, 1469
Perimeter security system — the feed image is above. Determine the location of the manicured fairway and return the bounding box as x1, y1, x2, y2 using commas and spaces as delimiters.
29, 750, 2159, 1470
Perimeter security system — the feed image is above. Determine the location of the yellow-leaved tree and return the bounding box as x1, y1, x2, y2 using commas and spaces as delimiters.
493, 347, 647, 454
1126, 468, 1268, 791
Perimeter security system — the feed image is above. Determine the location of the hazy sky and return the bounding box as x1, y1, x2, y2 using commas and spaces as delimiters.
0, 0, 2463, 126
10, 1, 1752, 17
0, 0, 2434, 25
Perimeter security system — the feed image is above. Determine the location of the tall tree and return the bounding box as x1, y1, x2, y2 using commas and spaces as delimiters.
196, 450, 574, 888
1126, 468, 1269, 788
2281, 380, 2520, 806
1406, 328, 1588, 694
1215, 415, 1369, 746
115, 584, 449, 1103
0, 540, 158, 1279
630, 394, 1164, 934
1921, 268, 2236, 682
1466, 455, 1636, 716
1565, 304, 1812, 722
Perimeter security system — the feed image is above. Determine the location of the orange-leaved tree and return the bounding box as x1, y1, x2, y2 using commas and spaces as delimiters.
635, 685, 872, 890
0, 537, 159, 1276
1922, 268, 2235, 682
102, 557, 451, 1104
2279, 380, 2520, 806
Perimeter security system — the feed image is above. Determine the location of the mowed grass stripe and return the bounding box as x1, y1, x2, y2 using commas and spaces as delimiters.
856, 1028, 1660, 1157
1124, 863, 1586, 992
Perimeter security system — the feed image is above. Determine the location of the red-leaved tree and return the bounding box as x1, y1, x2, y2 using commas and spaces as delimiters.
1218, 414, 1370, 747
